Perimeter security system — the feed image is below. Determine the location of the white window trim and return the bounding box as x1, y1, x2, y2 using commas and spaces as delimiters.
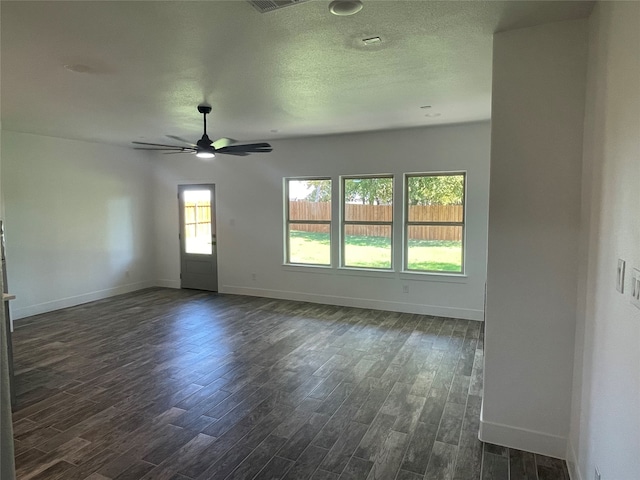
403, 171, 467, 275
284, 177, 332, 266
283, 172, 468, 277
340, 174, 395, 271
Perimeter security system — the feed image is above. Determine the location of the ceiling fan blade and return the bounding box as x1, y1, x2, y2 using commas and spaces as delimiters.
166, 135, 196, 146
217, 151, 250, 156
238, 142, 272, 150
134, 147, 187, 151
216, 142, 273, 154
164, 150, 195, 155
132, 141, 186, 149
212, 137, 238, 150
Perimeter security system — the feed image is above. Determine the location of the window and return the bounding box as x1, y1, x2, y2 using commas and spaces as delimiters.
183, 189, 212, 255
405, 173, 465, 273
342, 176, 393, 269
285, 178, 332, 266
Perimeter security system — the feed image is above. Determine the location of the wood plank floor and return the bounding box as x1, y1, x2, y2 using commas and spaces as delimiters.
10, 288, 569, 480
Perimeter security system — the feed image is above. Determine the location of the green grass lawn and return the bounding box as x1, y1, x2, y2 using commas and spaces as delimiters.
289, 231, 462, 272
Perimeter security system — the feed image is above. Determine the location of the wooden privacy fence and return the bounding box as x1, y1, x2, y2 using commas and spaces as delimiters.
184, 202, 211, 238
289, 201, 463, 241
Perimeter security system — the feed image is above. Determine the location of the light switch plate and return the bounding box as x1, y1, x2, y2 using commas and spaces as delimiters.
632, 268, 640, 310
617, 259, 625, 293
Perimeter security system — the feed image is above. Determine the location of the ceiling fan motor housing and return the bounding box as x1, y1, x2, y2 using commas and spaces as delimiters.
196, 105, 215, 154
197, 134, 213, 148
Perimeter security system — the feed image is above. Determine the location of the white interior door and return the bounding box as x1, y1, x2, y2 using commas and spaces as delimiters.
179, 184, 218, 291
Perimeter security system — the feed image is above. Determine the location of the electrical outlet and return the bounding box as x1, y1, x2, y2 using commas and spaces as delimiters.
594, 466, 601, 480
631, 268, 640, 310
616, 259, 625, 293
402, 284, 409, 294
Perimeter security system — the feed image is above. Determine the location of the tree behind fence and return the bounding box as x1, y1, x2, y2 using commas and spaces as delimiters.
289, 201, 462, 241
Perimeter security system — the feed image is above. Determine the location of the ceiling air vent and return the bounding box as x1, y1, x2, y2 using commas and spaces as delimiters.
248, 0, 310, 13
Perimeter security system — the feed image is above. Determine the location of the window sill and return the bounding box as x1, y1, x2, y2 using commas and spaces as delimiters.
282, 264, 334, 275
399, 271, 468, 283
282, 264, 469, 283
337, 267, 395, 278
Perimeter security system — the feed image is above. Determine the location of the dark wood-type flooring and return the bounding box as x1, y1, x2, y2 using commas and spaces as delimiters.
10, 288, 570, 480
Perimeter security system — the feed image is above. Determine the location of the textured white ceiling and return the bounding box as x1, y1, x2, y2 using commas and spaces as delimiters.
1, 1, 593, 147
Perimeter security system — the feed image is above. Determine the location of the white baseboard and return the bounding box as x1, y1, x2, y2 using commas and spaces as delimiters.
155, 279, 180, 289
479, 415, 567, 459
220, 285, 484, 321
11, 281, 154, 321
566, 437, 583, 480
11, 279, 482, 322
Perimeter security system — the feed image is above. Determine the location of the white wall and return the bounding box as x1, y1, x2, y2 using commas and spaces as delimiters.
568, 3, 640, 480
1, 132, 155, 319
154, 122, 490, 320
482, 20, 588, 457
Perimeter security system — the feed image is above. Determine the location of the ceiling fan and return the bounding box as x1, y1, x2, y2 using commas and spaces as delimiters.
133, 105, 272, 158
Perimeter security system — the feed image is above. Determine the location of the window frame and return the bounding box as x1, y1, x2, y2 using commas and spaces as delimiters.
403, 172, 466, 274
341, 174, 395, 271
284, 176, 332, 266
183, 191, 213, 255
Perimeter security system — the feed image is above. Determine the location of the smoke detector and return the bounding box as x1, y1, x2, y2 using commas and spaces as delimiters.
329, 0, 363, 16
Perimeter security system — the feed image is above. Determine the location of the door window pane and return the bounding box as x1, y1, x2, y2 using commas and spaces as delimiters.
184, 190, 212, 254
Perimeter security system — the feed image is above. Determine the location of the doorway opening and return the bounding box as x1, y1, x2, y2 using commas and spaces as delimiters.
178, 184, 218, 291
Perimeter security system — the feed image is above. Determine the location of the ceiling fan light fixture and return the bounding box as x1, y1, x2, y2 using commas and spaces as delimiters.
329, 0, 363, 16
196, 151, 215, 159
